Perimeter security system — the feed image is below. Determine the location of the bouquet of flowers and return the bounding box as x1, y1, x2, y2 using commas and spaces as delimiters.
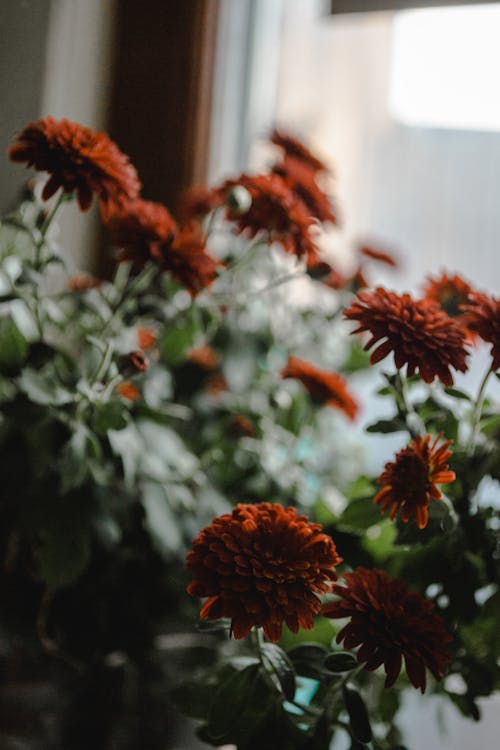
0, 116, 498, 750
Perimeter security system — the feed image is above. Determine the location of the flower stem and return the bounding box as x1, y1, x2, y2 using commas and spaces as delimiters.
466, 366, 492, 454
34, 190, 66, 269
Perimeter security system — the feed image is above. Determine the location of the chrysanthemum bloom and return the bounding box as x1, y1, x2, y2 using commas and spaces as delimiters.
106, 199, 178, 267
117, 382, 140, 401
462, 292, 500, 371
344, 288, 468, 385
137, 327, 157, 351
281, 355, 359, 420
374, 434, 455, 529
177, 184, 225, 220
270, 129, 329, 174
360, 245, 398, 268
422, 272, 475, 337
67, 273, 101, 292
322, 568, 452, 692
151, 223, 220, 296
186, 502, 342, 641
272, 156, 337, 225
187, 344, 219, 371
222, 173, 319, 263
9, 116, 140, 217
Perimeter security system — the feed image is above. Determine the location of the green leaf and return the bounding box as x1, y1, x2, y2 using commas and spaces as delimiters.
323, 651, 358, 673
208, 664, 260, 739
444, 387, 471, 401
261, 642, 296, 700
142, 481, 182, 554
287, 643, 333, 680
171, 680, 214, 720
93, 401, 129, 434
160, 309, 198, 364
479, 414, 500, 437
366, 418, 405, 434
339, 497, 381, 532
0, 315, 28, 372
346, 475, 376, 501
343, 686, 372, 744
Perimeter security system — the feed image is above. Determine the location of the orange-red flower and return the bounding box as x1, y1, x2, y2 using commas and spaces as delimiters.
272, 156, 337, 225
422, 272, 475, 336
177, 184, 225, 220
223, 173, 319, 263
126, 350, 148, 373
152, 223, 220, 296
229, 414, 256, 438
187, 345, 219, 371
9, 116, 140, 217
137, 327, 157, 350
462, 292, 500, 371
374, 434, 455, 529
67, 273, 101, 292
270, 129, 329, 174
107, 199, 177, 266
186, 502, 342, 642
344, 288, 469, 385
360, 245, 398, 268
322, 568, 452, 692
117, 382, 140, 401
281, 356, 359, 420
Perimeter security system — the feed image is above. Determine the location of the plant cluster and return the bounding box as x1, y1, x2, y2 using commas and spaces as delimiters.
0, 117, 498, 750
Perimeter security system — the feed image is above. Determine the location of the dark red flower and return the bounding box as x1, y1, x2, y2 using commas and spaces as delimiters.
177, 184, 225, 220
422, 272, 475, 336
272, 156, 337, 225
187, 345, 219, 371
152, 222, 220, 296
106, 199, 178, 266
223, 173, 319, 263
229, 414, 256, 438
281, 355, 359, 420
374, 434, 455, 529
117, 381, 140, 401
206, 373, 228, 395
187, 502, 342, 642
344, 288, 469, 385
270, 129, 329, 174
9, 116, 140, 217
67, 273, 101, 292
360, 245, 398, 268
322, 568, 452, 692
137, 327, 157, 351
462, 292, 500, 371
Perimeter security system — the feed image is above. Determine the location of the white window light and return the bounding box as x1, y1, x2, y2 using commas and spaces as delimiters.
389, 3, 500, 132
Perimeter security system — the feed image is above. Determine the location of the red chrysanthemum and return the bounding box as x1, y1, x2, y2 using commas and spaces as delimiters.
344, 288, 469, 385
462, 292, 500, 371
281, 355, 359, 420
374, 434, 455, 529
270, 129, 329, 174
186, 502, 342, 642
422, 272, 475, 335
223, 173, 319, 263
152, 223, 221, 296
9, 116, 140, 217
137, 327, 157, 351
187, 345, 219, 371
322, 568, 452, 692
272, 156, 337, 225
360, 245, 398, 268
177, 184, 225, 220
106, 199, 178, 267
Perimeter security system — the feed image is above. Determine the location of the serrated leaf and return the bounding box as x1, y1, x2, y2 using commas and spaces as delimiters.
0, 315, 28, 371
324, 651, 358, 673
343, 686, 372, 744
261, 642, 296, 700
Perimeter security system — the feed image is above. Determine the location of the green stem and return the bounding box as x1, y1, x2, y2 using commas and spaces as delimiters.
34, 190, 66, 269
395, 370, 424, 439
466, 367, 492, 454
